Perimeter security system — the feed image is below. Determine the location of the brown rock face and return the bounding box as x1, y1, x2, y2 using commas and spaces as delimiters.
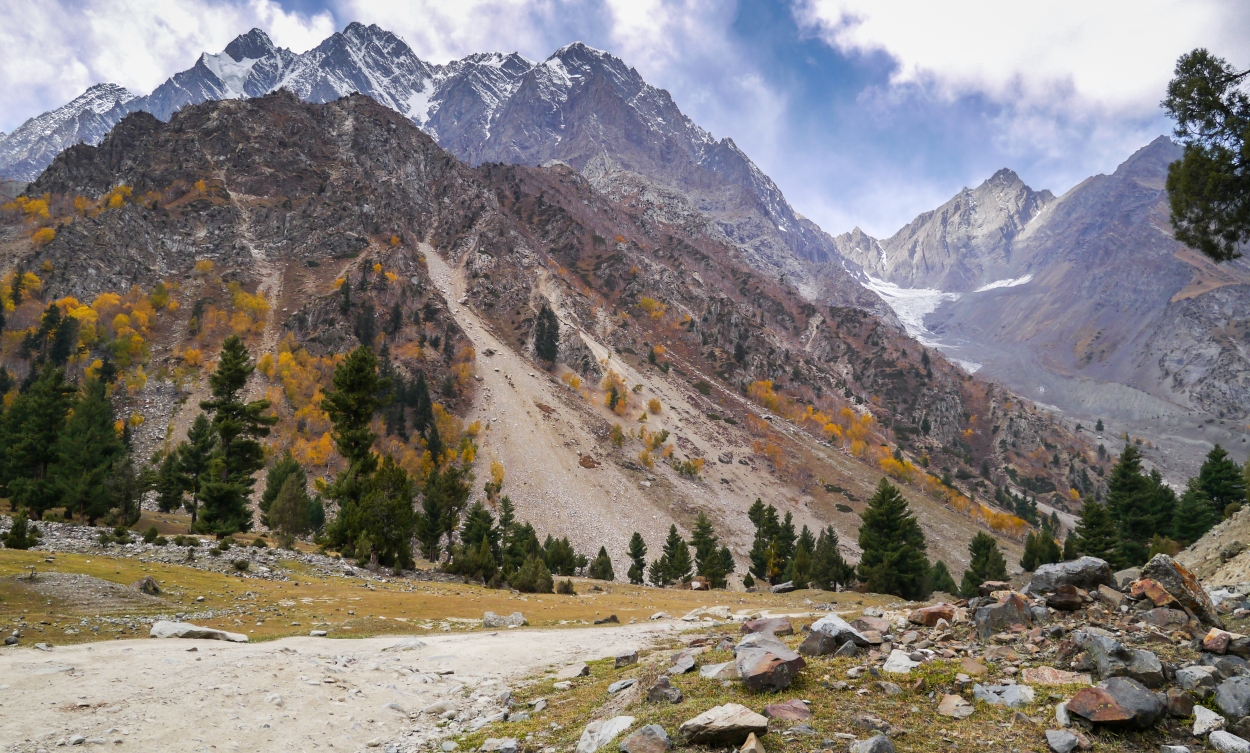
1066, 677, 1165, 729
1130, 579, 1176, 607
678, 704, 769, 746
1141, 555, 1223, 626
762, 699, 811, 721
741, 618, 793, 636
736, 643, 806, 692
909, 604, 955, 627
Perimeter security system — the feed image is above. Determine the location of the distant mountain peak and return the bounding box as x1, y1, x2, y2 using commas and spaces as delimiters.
223, 28, 277, 62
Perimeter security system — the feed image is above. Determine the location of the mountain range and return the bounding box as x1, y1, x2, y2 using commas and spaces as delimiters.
2, 22, 1247, 481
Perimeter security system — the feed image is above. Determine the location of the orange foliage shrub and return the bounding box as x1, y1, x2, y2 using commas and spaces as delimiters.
31, 228, 55, 247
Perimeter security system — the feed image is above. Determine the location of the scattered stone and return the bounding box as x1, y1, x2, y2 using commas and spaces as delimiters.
851, 616, 890, 634
908, 604, 955, 627
1046, 585, 1085, 612
700, 662, 738, 680
310, 630, 327, 637
1045, 730, 1079, 753
1160, 747, 1190, 753
739, 732, 765, 753
881, 650, 920, 675
1020, 667, 1092, 686
937, 694, 974, 719
1113, 568, 1142, 590
848, 735, 894, 753
742, 617, 793, 635
1140, 554, 1222, 626
619, 725, 670, 753
972, 684, 1035, 708
557, 663, 590, 680
649, 612, 669, 621
1028, 557, 1113, 594
1195, 705, 1227, 736
1177, 665, 1220, 696
483, 612, 527, 629
1131, 578, 1177, 607
608, 679, 637, 695
1065, 677, 1165, 729
762, 699, 811, 721
799, 614, 869, 657
149, 620, 247, 642
1143, 608, 1190, 630
974, 593, 1033, 639
1055, 701, 1070, 727
669, 650, 699, 675
615, 650, 639, 668
646, 676, 682, 704
833, 641, 860, 659
1095, 584, 1126, 608
480, 739, 517, 753
678, 703, 769, 745
960, 658, 987, 675
1166, 687, 1195, 717
769, 581, 795, 594
442, 741, 458, 751
1211, 731, 1250, 753
577, 716, 635, 753
1071, 630, 1165, 687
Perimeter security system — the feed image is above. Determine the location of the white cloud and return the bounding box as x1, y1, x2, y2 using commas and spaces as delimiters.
794, 0, 1250, 117
0, 0, 334, 132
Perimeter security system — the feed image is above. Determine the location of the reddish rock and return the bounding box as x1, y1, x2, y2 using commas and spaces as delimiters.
1206, 628, 1236, 654
762, 699, 811, 721
1130, 579, 1176, 607
979, 580, 1012, 597
1065, 677, 1165, 729
851, 616, 890, 634
741, 617, 793, 636
1140, 554, 1223, 626
1142, 608, 1190, 631
909, 604, 956, 627
735, 641, 806, 692
1047, 584, 1085, 612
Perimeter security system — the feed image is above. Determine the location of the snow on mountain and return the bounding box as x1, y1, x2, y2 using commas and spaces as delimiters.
0, 83, 136, 182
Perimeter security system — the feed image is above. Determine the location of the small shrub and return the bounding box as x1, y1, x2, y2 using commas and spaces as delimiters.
113, 525, 132, 544
217, 538, 232, 551
694, 380, 712, 396
208, 547, 220, 557
835, 503, 854, 513
707, 413, 721, 421
723, 417, 738, 425
143, 526, 159, 543
232, 559, 249, 572
743, 572, 755, 588
153, 536, 168, 546
648, 398, 662, 414
557, 579, 577, 595
1227, 502, 1243, 519
251, 537, 267, 548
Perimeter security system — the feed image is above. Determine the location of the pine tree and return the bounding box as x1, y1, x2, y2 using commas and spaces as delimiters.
747, 501, 780, 581
196, 336, 277, 536
103, 453, 143, 527
1199, 444, 1247, 519
1074, 499, 1119, 565
961, 531, 1008, 597
588, 546, 615, 581
927, 560, 959, 595
775, 512, 797, 570
0, 366, 74, 518
337, 455, 416, 569
1173, 477, 1217, 545
323, 346, 386, 556
260, 451, 305, 528
176, 414, 214, 527
690, 512, 724, 586
1095, 419, 1104, 432
811, 525, 853, 591
411, 372, 433, 436
414, 464, 470, 562
154, 451, 185, 514
627, 532, 647, 585
1063, 532, 1079, 560
857, 478, 930, 599
1106, 444, 1155, 567
534, 303, 559, 363
460, 501, 499, 558
790, 542, 812, 589
270, 474, 312, 538
51, 379, 123, 523
650, 525, 691, 586
2, 510, 35, 549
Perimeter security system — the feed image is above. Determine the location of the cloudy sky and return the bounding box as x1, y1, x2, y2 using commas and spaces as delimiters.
2, 0, 1248, 236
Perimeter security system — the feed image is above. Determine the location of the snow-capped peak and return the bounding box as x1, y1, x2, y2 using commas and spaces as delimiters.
200, 52, 261, 99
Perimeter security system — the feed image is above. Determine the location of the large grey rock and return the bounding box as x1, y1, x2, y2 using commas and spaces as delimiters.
972, 684, 1035, 708
1028, 557, 1113, 594
483, 612, 527, 628
741, 617, 793, 635
646, 676, 682, 704
668, 649, 699, 675
1141, 554, 1222, 626
1045, 730, 1079, 753
699, 661, 737, 680
1176, 665, 1220, 696
848, 735, 894, 753
973, 593, 1033, 639
557, 663, 590, 679
1195, 705, 1227, 736
806, 614, 870, 648
149, 621, 247, 642
1211, 731, 1250, 753
1113, 567, 1141, 590
769, 581, 795, 594
619, 725, 670, 753
1217, 676, 1250, 718
480, 740, 516, 753
577, 716, 635, 753
678, 703, 768, 745
1071, 630, 1165, 688
736, 641, 806, 691
1066, 676, 1164, 729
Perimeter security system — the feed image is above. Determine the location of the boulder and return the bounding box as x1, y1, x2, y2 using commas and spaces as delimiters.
741, 618, 793, 636
851, 616, 890, 634
1143, 608, 1190, 631
736, 641, 806, 691
1028, 557, 1113, 594
132, 576, 161, 595
1045, 730, 1079, 753
937, 694, 974, 719
971, 684, 1035, 708
1177, 665, 1220, 696
483, 612, 528, 629
149, 621, 247, 642
1195, 705, 1227, 736
608, 679, 637, 695
615, 650, 639, 668
797, 631, 841, 656
1113, 567, 1142, 590
908, 604, 955, 627
1130, 578, 1176, 607
848, 735, 894, 753
762, 699, 811, 721
1212, 732, 1250, 753
669, 650, 699, 675
833, 641, 861, 659
1217, 676, 1250, 718
1140, 554, 1222, 626
739, 732, 764, 753
769, 581, 795, 594
1020, 667, 1092, 686
974, 593, 1033, 639
1071, 630, 1165, 688
881, 650, 920, 675
645, 676, 682, 704
577, 716, 635, 753
619, 725, 670, 753
678, 703, 769, 745
1095, 584, 1126, 608
1065, 677, 1165, 729
979, 580, 1012, 597
1167, 687, 1195, 717
807, 614, 870, 647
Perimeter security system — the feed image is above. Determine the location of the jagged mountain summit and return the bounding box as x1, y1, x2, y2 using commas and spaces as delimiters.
0, 24, 878, 316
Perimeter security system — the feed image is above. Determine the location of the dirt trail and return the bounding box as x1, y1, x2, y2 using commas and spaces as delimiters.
0, 621, 678, 753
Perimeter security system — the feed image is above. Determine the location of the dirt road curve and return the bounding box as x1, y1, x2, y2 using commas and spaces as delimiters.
1, 622, 678, 753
